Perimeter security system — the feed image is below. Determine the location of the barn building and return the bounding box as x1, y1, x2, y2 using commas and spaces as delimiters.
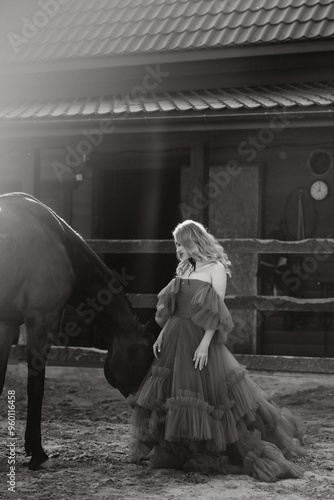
1, 0, 334, 368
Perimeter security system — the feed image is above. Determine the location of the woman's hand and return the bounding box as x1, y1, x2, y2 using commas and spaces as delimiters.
193, 342, 209, 370
153, 330, 164, 358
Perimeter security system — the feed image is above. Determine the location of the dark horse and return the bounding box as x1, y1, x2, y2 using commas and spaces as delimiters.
0, 192, 159, 470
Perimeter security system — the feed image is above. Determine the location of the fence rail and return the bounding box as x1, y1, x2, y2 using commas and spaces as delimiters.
8, 346, 334, 374
87, 238, 334, 254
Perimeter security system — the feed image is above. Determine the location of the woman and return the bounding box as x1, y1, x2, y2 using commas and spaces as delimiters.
129, 220, 305, 482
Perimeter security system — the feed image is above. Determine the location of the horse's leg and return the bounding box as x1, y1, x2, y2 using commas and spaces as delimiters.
25, 319, 53, 470
0, 322, 19, 394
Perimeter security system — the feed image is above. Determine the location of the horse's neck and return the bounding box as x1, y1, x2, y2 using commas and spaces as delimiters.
69, 242, 141, 336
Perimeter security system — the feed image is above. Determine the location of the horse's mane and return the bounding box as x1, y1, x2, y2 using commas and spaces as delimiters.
2, 192, 141, 325
3, 192, 115, 282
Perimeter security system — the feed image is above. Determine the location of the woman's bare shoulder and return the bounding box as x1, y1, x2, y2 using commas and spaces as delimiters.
208, 261, 226, 275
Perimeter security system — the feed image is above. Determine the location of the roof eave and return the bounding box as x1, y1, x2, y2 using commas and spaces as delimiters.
1, 106, 334, 138
2, 39, 334, 76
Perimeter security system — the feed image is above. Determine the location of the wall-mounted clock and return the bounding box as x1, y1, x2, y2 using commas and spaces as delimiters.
310, 180, 329, 200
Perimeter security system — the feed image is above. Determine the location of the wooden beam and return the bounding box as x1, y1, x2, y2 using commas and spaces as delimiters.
87, 238, 334, 254
127, 293, 334, 311
8, 346, 334, 373
89, 239, 173, 254
225, 295, 334, 312
180, 141, 209, 224
8, 346, 105, 368
21, 148, 40, 196
236, 354, 334, 373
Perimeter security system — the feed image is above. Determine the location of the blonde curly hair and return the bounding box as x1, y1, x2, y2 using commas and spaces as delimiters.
173, 220, 231, 277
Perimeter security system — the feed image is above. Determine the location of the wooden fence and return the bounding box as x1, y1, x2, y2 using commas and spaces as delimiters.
9, 238, 334, 373
91, 238, 334, 312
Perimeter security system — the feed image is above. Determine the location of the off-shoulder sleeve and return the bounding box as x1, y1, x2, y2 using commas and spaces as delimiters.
191, 283, 234, 344
155, 278, 180, 327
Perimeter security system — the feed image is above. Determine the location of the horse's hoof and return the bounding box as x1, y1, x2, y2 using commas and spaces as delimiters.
28, 456, 51, 471
40, 458, 52, 469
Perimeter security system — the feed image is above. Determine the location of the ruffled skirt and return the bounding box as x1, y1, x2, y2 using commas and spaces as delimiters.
129, 315, 305, 482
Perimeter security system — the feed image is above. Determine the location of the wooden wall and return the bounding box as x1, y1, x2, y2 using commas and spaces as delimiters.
2, 125, 333, 356
206, 126, 334, 356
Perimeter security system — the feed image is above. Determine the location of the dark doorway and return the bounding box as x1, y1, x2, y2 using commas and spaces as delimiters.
97, 165, 182, 323
100, 167, 180, 240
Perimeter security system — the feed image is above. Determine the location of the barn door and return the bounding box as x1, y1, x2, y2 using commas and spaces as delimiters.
209, 164, 262, 354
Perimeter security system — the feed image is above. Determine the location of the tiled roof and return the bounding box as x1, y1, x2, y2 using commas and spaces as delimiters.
1, 0, 334, 63
0, 82, 333, 120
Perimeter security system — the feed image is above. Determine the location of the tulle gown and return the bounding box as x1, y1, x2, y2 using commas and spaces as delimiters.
129, 277, 305, 482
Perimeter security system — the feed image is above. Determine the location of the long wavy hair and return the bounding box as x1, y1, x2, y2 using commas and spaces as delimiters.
173, 220, 231, 277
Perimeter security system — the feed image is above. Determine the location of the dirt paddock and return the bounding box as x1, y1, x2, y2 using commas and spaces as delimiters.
1, 363, 334, 500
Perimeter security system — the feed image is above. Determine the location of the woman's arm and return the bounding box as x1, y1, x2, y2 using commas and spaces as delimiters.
193, 263, 228, 370
211, 262, 227, 298
193, 328, 215, 369
153, 327, 165, 358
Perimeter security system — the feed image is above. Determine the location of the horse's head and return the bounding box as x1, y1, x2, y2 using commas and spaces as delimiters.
104, 316, 160, 397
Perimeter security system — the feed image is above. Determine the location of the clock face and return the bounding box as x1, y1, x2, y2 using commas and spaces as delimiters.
310, 180, 329, 200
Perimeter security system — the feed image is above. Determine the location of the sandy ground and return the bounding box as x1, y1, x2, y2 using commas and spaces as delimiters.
1, 363, 334, 500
